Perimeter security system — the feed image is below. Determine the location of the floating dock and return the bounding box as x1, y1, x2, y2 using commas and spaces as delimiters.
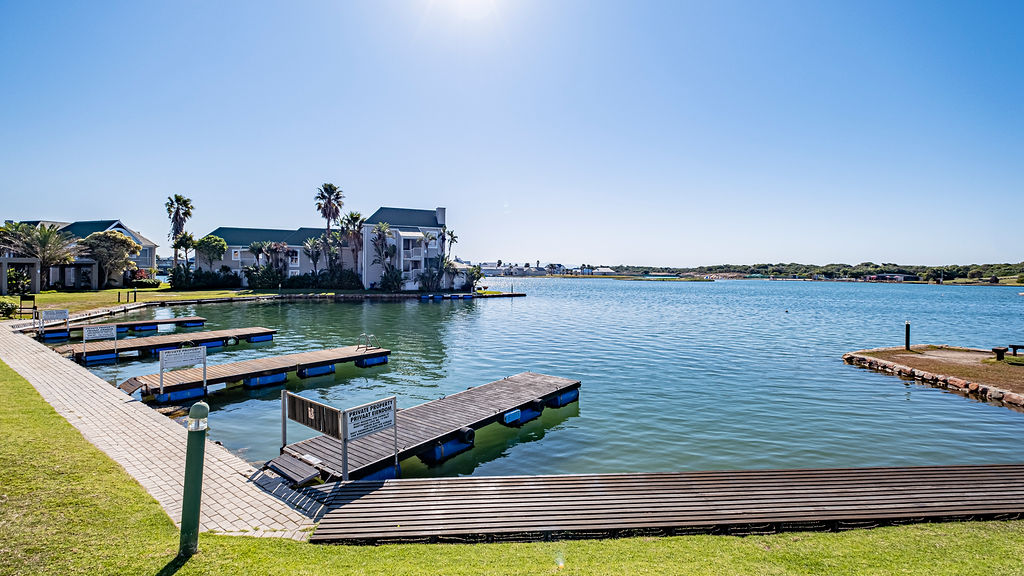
267, 372, 581, 485
119, 345, 391, 403
30, 316, 207, 338
307, 463, 1024, 544
57, 327, 276, 363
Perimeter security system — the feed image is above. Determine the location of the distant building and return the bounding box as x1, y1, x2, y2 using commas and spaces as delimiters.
360, 207, 466, 290
203, 226, 353, 286
865, 273, 919, 282
18, 219, 158, 288
593, 267, 617, 276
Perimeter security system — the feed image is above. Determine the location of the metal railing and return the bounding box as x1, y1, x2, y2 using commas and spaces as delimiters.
356, 333, 383, 350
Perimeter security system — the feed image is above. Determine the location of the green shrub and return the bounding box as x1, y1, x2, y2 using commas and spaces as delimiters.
170, 264, 241, 290
130, 278, 161, 288
0, 297, 16, 318
243, 264, 286, 289
1018, 274, 1024, 284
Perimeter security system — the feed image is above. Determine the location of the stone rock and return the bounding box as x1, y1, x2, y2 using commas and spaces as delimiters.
947, 377, 966, 389
989, 390, 1004, 401
968, 382, 980, 392
1003, 392, 1024, 406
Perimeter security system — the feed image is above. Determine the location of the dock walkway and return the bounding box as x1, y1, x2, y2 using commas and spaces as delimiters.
120, 345, 391, 401
308, 464, 1024, 544
57, 327, 276, 362
29, 316, 207, 336
270, 372, 581, 483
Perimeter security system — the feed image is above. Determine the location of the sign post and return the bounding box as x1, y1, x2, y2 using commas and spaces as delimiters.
159, 347, 207, 396
82, 324, 117, 362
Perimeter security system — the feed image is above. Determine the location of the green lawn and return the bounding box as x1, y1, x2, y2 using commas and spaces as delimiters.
2, 361, 1024, 575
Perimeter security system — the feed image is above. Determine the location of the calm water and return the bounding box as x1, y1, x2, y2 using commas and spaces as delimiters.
86, 279, 1024, 476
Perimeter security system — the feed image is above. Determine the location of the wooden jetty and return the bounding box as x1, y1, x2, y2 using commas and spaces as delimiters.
120, 345, 391, 403
57, 327, 276, 362
31, 316, 207, 337
267, 372, 581, 485
307, 463, 1024, 544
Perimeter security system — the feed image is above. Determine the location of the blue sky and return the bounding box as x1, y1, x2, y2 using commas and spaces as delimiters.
1, 0, 1021, 267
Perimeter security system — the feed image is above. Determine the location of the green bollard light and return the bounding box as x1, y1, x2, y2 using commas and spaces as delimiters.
179, 401, 209, 557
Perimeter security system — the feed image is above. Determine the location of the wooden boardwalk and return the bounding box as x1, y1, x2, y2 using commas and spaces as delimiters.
271, 372, 581, 483
57, 327, 276, 362
308, 464, 1024, 544
120, 345, 391, 398
30, 316, 207, 335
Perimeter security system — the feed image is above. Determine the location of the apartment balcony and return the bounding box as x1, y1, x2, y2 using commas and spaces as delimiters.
404, 247, 424, 259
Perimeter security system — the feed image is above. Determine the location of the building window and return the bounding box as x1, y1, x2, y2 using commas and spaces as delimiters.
232, 249, 241, 261
288, 250, 299, 267
289, 269, 300, 277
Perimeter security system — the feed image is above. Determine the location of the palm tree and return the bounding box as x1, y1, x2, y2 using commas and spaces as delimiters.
302, 237, 322, 275
165, 195, 194, 269
15, 224, 79, 289
445, 228, 458, 260
247, 241, 269, 267
314, 183, 344, 269
341, 211, 367, 275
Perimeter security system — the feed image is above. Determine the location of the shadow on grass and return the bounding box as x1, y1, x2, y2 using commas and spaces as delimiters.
156, 553, 191, 576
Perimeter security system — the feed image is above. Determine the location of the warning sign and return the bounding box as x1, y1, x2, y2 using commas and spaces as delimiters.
344, 397, 396, 441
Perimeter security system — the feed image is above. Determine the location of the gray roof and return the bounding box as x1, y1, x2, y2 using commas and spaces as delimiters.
204, 226, 348, 247
366, 207, 441, 228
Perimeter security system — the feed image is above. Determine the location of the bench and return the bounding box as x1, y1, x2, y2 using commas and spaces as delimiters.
1010, 345, 1024, 357
17, 295, 36, 319
993, 347, 1009, 361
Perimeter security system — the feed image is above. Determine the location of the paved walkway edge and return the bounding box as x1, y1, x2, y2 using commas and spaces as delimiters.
1, 319, 317, 540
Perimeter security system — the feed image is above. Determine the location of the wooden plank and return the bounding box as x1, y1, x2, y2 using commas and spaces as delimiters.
31, 316, 207, 334
309, 464, 1024, 543
119, 345, 390, 396
58, 327, 276, 360
281, 372, 581, 480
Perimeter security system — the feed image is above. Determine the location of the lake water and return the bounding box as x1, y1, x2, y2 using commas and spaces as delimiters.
85, 279, 1024, 477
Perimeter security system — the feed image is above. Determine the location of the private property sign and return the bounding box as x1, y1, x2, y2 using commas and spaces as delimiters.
83, 325, 117, 341
344, 396, 396, 441
160, 346, 206, 370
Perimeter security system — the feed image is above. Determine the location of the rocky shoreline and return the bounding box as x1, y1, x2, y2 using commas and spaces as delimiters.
843, 346, 1024, 409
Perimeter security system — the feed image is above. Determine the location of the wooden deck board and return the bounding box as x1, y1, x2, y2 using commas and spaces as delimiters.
309, 464, 1024, 543
58, 327, 275, 360
279, 372, 581, 480
119, 345, 389, 396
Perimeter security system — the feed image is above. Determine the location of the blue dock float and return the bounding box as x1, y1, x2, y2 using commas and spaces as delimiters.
247, 334, 274, 343
355, 355, 388, 368
41, 331, 70, 340
132, 324, 159, 332
297, 364, 336, 378
244, 372, 288, 388
502, 399, 545, 427
420, 428, 475, 464
82, 353, 118, 365
153, 387, 207, 404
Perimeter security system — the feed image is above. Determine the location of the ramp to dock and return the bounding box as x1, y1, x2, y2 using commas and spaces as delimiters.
270, 372, 581, 483
119, 345, 391, 397
308, 463, 1024, 544
57, 327, 275, 361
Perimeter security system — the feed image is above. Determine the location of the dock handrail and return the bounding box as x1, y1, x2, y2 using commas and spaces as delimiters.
356, 333, 383, 350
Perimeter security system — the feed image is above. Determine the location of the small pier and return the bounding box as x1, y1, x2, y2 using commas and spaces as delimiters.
32, 316, 207, 339
120, 345, 391, 403
267, 372, 581, 485
57, 327, 276, 363
308, 463, 1024, 544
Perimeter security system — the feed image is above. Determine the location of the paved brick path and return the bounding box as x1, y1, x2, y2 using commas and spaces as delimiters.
1, 319, 318, 540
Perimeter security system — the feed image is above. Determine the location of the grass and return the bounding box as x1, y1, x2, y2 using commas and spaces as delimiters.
22, 287, 261, 314
4, 361, 1024, 574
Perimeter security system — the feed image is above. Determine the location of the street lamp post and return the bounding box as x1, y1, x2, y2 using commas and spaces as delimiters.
179, 402, 209, 557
